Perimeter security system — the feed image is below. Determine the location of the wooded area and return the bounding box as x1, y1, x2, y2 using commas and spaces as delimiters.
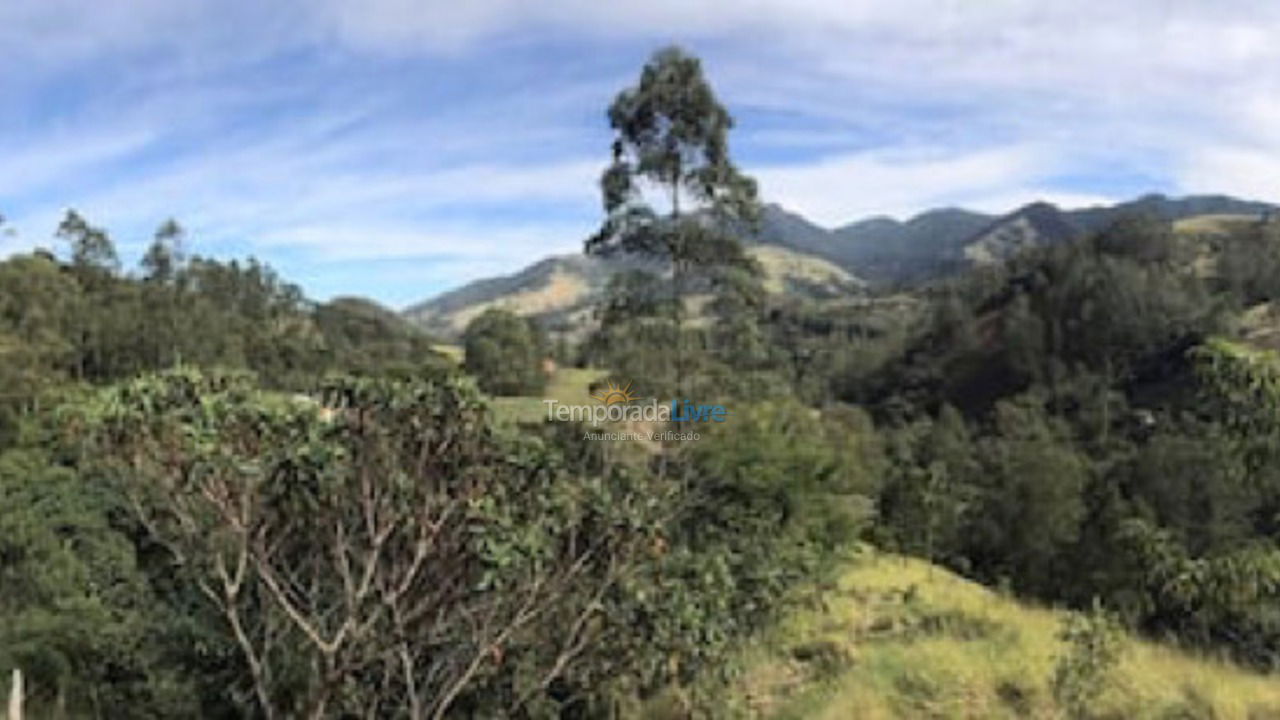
5, 47, 1280, 718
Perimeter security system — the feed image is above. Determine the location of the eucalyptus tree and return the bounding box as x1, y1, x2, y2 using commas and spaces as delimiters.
56, 209, 118, 278
141, 217, 186, 284
586, 46, 762, 396
55, 210, 118, 379
141, 219, 188, 368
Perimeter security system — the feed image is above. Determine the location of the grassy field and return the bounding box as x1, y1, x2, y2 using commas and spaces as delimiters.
487, 366, 607, 424
750, 244, 864, 294
695, 549, 1280, 719
1173, 213, 1260, 235
430, 343, 605, 425
432, 343, 465, 363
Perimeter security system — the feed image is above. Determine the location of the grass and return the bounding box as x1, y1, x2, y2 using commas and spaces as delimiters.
1173, 213, 1259, 236
429, 344, 606, 425
749, 245, 864, 294
712, 548, 1280, 719
1238, 303, 1280, 352
432, 343, 465, 363
488, 367, 607, 425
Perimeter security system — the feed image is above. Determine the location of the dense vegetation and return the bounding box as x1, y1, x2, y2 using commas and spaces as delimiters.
463, 308, 549, 396
6, 45, 1280, 718
846, 216, 1280, 676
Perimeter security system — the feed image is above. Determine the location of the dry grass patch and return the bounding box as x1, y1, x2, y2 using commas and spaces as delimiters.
719, 549, 1280, 719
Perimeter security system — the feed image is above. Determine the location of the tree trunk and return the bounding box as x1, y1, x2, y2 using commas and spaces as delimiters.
674, 256, 685, 399
670, 176, 685, 401
7, 669, 21, 720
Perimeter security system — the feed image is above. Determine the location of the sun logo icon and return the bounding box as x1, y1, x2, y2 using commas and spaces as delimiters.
591, 380, 637, 405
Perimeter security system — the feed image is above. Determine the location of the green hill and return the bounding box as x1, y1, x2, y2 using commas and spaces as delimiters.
403, 243, 864, 340
690, 550, 1280, 719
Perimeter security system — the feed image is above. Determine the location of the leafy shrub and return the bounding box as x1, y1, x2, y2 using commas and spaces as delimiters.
1051, 602, 1126, 719
72, 367, 677, 717
463, 308, 548, 396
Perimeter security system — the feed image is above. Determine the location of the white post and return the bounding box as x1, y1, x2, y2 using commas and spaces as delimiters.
6, 669, 20, 720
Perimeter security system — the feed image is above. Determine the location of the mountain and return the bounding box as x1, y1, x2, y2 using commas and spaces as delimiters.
403, 244, 863, 340
832, 207, 996, 283
752, 205, 994, 285
1069, 193, 1275, 234
962, 201, 1081, 265
763, 194, 1278, 282
961, 193, 1277, 266
402, 194, 1277, 337
403, 254, 618, 340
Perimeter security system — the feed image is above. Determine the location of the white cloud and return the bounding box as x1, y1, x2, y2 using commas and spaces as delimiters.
0, 128, 157, 198
260, 221, 588, 262
756, 145, 1061, 225
4, 0, 1280, 303
4, 150, 600, 269
1176, 147, 1280, 201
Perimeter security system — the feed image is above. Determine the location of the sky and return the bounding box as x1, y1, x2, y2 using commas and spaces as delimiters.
3, 1, 1280, 308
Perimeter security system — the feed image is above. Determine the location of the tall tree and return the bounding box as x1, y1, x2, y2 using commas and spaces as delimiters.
56, 209, 118, 277
55, 210, 119, 379
141, 217, 186, 284
586, 46, 761, 396
140, 219, 188, 368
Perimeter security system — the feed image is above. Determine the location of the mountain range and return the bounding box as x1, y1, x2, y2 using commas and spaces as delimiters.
403, 193, 1275, 338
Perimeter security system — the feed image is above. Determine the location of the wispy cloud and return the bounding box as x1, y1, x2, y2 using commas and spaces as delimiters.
260, 221, 590, 263
756, 145, 1058, 224
2, 0, 1278, 305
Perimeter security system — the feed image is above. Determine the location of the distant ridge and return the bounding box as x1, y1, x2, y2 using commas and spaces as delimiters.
403, 243, 862, 340
960, 193, 1276, 268
758, 193, 1277, 285
402, 193, 1277, 335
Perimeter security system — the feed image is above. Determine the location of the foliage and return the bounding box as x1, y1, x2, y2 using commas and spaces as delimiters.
1092, 212, 1176, 264
589, 46, 759, 254
314, 296, 448, 378
1051, 602, 1126, 719
0, 253, 82, 444
71, 368, 674, 718
970, 395, 1090, 595
876, 405, 977, 564
462, 307, 548, 396
0, 211, 444, 415
668, 401, 880, 656
852, 216, 1280, 672
57, 209, 119, 277
1218, 219, 1280, 305
586, 45, 765, 399
10, 48, 1280, 718
0, 448, 204, 717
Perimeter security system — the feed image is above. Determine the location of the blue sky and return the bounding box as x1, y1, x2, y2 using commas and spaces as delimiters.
2, 1, 1279, 308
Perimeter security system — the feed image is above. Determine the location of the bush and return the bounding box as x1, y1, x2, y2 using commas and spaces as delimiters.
671, 401, 879, 642
1051, 602, 1126, 719
463, 308, 548, 396
72, 368, 677, 717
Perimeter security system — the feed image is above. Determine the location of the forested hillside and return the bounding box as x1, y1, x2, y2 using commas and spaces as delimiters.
404, 194, 1274, 335
7, 46, 1280, 720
